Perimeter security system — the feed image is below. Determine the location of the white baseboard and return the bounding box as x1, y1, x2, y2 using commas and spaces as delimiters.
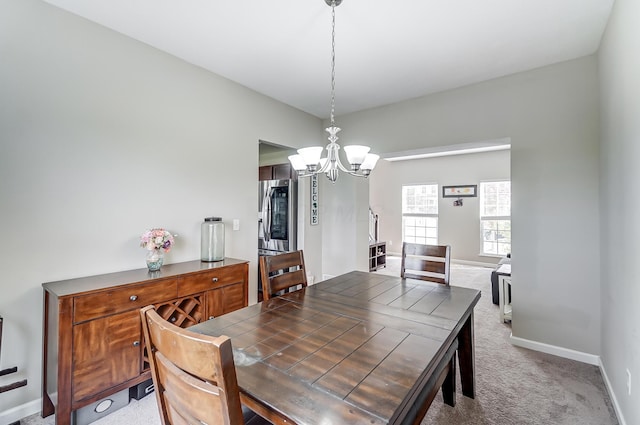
509, 334, 629, 422
0, 398, 41, 424
598, 358, 627, 425
509, 334, 600, 365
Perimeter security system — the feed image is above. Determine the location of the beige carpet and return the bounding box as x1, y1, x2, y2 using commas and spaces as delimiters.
22, 260, 618, 425
381, 258, 618, 425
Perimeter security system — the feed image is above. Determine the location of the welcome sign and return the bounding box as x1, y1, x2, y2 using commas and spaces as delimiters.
311, 175, 319, 225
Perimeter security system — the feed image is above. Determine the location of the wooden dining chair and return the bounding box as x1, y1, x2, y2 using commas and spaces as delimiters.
401, 242, 451, 285
140, 305, 269, 425
259, 250, 307, 301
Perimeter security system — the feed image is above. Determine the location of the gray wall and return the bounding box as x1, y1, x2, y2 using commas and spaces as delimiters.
370, 150, 510, 263
0, 0, 622, 421
0, 0, 322, 416
320, 174, 370, 278
337, 56, 601, 355
599, 0, 640, 423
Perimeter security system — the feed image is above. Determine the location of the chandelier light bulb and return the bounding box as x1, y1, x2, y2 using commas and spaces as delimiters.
343, 145, 371, 170
297, 146, 324, 170
288, 154, 307, 171
360, 154, 380, 174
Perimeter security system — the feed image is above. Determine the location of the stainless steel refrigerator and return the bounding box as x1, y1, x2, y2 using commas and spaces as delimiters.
258, 179, 297, 256
258, 178, 297, 300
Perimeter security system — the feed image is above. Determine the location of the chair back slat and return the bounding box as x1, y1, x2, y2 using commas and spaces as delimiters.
140, 305, 243, 425
401, 242, 451, 285
260, 250, 308, 300
269, 269, 307, 295
156, 352, 228, 425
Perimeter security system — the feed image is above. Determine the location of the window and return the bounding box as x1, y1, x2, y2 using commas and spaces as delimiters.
402, 184, 438, 245
480, 181, 511, 256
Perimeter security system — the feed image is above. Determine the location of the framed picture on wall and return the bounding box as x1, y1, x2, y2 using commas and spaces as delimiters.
442, 185, 477, 198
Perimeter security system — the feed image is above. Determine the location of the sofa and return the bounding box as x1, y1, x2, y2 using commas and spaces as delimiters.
491, 254, 511, 305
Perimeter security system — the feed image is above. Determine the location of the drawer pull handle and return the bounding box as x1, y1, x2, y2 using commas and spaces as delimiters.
130, 295, 138, 301
133, 341, 140, 347
212, 277, 219, 282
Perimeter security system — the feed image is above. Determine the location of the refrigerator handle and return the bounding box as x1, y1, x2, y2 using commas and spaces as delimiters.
262, 187, 273, 242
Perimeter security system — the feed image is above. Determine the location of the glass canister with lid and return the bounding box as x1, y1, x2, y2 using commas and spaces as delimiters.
201, 217, 225, 262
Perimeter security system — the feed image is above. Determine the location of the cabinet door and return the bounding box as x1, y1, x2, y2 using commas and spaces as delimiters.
206, 282, 247, 319
272, 163, 292, 180
259, 166, 273, 181
259, 163, 292, 181
72, 310, 141, 401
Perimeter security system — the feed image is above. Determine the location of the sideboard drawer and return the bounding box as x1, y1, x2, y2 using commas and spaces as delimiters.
179, 263, 247, 296
74, 280, 178, 323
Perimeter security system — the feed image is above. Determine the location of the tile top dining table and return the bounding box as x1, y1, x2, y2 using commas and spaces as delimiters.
189, 271, 481, 425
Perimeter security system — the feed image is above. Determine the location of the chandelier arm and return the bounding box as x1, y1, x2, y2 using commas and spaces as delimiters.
295, 171, 313, 178
346, 171, 369, 178
317, 157, 331, 174
335, 157, 351, 173
321, 143, 338, 175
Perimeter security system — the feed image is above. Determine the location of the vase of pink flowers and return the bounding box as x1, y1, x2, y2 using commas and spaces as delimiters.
140, 228, 174, 271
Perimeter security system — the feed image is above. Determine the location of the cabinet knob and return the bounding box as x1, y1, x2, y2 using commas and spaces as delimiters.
133, 341, 140, 347
170, 317, 177, 323
212, 277, 219, 282
129, 295, 138, 301
208, 316, 215, 320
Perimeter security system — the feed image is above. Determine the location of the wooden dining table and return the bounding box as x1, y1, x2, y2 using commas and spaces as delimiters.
189, 271, 481, 425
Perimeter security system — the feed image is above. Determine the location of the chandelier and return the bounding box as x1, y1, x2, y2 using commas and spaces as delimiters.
288, 0, 379, 183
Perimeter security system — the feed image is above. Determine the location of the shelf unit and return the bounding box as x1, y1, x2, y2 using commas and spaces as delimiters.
369, 242, 387, 271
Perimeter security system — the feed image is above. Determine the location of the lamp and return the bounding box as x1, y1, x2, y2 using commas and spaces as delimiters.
289, 0, 379, 183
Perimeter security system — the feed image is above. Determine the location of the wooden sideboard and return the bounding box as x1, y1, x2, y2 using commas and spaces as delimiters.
41, 258, 249, 425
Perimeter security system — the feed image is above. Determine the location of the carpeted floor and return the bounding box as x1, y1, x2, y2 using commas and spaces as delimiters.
381, 258, 618, 425
22, 260, 618, 425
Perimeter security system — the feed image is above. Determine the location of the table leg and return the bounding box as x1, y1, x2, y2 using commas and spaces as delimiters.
498, 275, 506, 322
441, 354, 456, 406
458, 311, 475, 398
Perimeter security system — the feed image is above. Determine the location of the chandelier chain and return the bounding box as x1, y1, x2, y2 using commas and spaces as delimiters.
330, 2, 336, 127
288, 0, 379, 183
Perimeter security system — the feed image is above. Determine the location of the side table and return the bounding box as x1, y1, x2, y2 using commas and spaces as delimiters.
496, 264, 512, 323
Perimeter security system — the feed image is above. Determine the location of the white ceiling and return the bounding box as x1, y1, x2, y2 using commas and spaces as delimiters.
42, 0, 614, 119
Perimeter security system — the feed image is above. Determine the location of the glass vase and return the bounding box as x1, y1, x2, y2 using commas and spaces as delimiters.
146, 249, 164, 271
